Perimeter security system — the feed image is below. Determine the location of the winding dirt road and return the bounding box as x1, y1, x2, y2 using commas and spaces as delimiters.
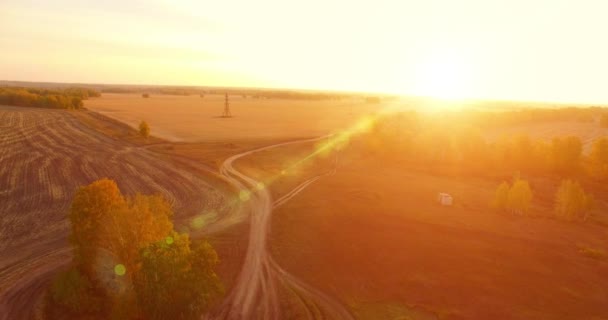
0, 106, 352, 319
211, 137, 354, 320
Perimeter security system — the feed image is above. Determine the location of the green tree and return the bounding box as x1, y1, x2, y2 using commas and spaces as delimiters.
506, 179, 533, 215
554, 179, 594, 221
134, 232, 223, 320
48, 268, 101, 315
139, 120, 150, 138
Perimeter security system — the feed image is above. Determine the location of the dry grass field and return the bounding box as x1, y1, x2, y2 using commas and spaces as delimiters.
85, 94, 382, 141
234, 140, 608, 320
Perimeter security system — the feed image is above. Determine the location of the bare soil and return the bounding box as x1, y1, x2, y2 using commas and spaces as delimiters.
237, 141, 608, 320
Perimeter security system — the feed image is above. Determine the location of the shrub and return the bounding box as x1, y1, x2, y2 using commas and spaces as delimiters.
579, 247, 606, 260
142, 93, 150, 98
139, 120, 150, 138
554, 179, 594, 221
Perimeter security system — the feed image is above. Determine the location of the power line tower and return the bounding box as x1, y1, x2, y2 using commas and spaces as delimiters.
221, 93, 232, 118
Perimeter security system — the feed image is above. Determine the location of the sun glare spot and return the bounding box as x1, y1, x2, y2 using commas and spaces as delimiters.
114, 264, 126, 276
412, 49, 475, 101
165, 236, 174, 245
256, 182, 265, 190
191, 216, 205, 229
239, 190, 250, 201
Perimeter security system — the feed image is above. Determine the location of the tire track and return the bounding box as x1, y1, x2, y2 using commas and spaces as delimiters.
208, 136, 354, 320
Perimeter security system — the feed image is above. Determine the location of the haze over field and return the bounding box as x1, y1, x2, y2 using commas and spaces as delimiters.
3, 0, 608, 103
2, 1, 608, 320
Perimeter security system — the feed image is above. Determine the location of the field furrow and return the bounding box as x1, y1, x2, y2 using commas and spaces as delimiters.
0, 105, 222, 318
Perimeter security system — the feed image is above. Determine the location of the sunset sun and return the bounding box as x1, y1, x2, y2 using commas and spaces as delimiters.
412, 50, 475, 100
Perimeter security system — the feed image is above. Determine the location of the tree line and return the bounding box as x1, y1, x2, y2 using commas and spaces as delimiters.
363, 111, 608, 179
46, 179, 223, 319
0, 87, 100, 109
360, 111, 606, 222
492, 177, 594, 221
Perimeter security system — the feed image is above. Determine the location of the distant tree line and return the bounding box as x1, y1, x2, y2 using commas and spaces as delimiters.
358, 110, 608, 222
99, 86, 384, 101
0, 87, 100, 109
449, 107, 606, 129
363, 110, 608, 178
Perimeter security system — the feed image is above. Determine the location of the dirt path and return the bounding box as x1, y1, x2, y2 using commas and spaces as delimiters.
0, 106, 221, 319
210, 137, 354, 320
0, 105, 352, 319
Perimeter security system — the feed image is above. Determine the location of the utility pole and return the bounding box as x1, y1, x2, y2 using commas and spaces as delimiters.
221, 93, 232, 118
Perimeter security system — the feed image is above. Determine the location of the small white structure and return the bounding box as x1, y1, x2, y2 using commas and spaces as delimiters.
437, 193, 453, 206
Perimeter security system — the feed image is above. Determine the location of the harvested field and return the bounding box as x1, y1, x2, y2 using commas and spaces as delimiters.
85, 93, 382, 141
0, 105, 226, 318
234, 141, 608, 320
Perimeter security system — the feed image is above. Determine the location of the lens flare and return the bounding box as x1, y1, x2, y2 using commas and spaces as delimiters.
114, 264, 126, 276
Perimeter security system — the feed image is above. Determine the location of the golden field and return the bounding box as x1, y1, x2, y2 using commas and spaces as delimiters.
85, 93, 382, 141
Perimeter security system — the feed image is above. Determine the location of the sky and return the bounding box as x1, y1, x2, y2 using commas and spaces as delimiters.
1, 0, 608, 103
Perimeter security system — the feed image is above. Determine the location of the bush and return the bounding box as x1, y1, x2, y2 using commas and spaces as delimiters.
139, 121, 150, 138
579, 247, 606, 260
554, 179, 594, 221
506, 179, 533, 215
142, 93, 150, 98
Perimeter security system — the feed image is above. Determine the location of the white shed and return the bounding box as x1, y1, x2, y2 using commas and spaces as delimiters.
437, 193, 453, 206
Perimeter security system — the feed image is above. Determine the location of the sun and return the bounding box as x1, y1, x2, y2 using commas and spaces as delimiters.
413, 51, 475, 100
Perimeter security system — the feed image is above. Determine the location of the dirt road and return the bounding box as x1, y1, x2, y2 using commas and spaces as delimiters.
0, 106, 220, 319
211, 137, 354, 320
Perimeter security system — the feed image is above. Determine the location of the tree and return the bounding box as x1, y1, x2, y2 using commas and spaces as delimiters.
48, 268, 101, 315
551, 136, 582, 174
506, 179, 533, 215
134, 232, 223, 320
69, 178, 126, 279
554, 179, 594, 221
0, 87, 91, 109
589, 137, 608, 179
139, 120, 150, 138
492, 181, 510, 210
49, 179, 222, 319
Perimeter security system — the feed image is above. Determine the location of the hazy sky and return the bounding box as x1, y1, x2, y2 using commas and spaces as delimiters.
2, 0, 607, 103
